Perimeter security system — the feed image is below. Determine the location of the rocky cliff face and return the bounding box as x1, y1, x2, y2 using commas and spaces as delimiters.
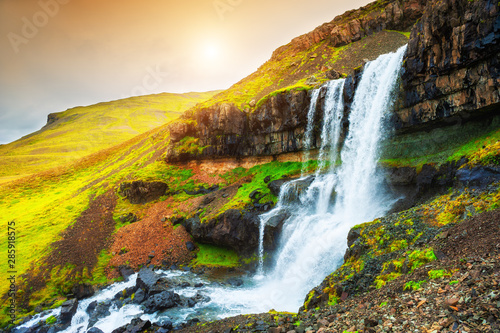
271, 0, 426, 60
165, 0, 499, 164
394, 0, 500, 129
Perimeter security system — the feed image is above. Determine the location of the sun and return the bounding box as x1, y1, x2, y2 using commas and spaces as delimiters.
203, 44, 219, 60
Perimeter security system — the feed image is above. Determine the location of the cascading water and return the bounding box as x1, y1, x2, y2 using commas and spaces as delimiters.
20, 45, 407, 333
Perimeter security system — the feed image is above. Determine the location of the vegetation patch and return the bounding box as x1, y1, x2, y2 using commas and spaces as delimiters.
191, 243, 240, 268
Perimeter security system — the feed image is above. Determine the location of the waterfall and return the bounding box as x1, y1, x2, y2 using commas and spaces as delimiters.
250, 45, 407, 311
301, 88, 321, 176
19, 46, 407, 333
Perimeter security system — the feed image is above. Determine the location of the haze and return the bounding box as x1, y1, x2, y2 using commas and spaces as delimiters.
0, 0, 371, 144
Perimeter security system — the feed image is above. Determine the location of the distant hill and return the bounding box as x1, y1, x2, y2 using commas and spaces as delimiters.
0, 91, 219, 183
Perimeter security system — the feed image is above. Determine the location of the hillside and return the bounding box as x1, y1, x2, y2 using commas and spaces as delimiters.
0, 91, 219, 184
1, 0, 499, 331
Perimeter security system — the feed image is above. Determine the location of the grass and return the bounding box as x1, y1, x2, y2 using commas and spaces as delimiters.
191, 243, 240, 268
0, 91, 219, 183
219, 161, 318, 213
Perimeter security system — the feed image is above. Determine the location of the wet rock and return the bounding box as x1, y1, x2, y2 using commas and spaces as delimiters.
136, 268, 161, 294
59, 299, 78, 325
86, 301, 97, 314
111, 318, 151, 333
227, 277, 244, 287
71, 283, 94, 300
132, 289, 146, 304
118, 181, 168, 204
87, 328, 104, 333
456, 166, 500, 189
88, 302, 111, 328
142, 291, 181, 313
185, 241, 196, 251
118, 265, 135, 281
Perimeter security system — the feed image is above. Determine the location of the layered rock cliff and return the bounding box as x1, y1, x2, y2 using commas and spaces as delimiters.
394, 0, 500, 130
165, 0, 499, 164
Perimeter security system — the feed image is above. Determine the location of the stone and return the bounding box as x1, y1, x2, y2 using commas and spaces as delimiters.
445, 298, 459, 307
118, 181, 168, 204
136, 267, 161, 294
118, 265, 135, 281
59, 298, 78, 325
132, 288, 146, 304
186, 241, 196, 251
118, 213, 138, 223
142, 291, 180, 313
87, 327, 104, 333
88, 302, 111, 328
71, 283, 94, 300
227, 277, 244, 287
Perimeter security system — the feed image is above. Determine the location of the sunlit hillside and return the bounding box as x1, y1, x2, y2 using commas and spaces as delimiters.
0, 91, 219, 183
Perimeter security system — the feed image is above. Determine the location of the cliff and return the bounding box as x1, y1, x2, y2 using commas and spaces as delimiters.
165, 0, 499, 165
394, 0, 500, 129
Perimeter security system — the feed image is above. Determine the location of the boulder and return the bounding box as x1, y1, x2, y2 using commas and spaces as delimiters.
58, 299, 78, 325
136, 268, 161, 294
118, 181, 168, 204
71, 283, 94, 300
142, 291, 181, 314
118, 265, 135, 281
87, 302, 111, 328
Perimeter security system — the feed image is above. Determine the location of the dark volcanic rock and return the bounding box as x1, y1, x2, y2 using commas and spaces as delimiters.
136, 268, 161, 294
118, 181, 168, 204
71, 283, 94, 300
59, 299, 78, 325
142, 291, 180, 314
179, 207, 282, 254
395, 0, 500, 129
88, 302, 111, 328
118, 265, 135, 281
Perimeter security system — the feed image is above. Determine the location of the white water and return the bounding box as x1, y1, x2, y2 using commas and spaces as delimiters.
20, 45, 407, 333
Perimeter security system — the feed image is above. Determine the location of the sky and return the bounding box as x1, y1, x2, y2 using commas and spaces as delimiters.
0, 0, 372, 144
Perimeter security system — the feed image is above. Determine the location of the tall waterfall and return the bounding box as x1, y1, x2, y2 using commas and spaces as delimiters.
20, 46, 407, 333
248, 45, 408, 312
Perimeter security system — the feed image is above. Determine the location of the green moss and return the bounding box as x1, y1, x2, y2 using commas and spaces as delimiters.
191, 243, 240, 268
408, 248, 437, 272
404, 280, 426, 291
45, 316, 57, 325
428, 269, 452, 279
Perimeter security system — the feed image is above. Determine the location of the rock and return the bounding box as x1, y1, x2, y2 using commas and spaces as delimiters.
118, 265, 135, 281
88, 302, 111, 328
249, 99, 257, 107
71, 283, 94, 300
326, 69, 342, 80
136, 268, 161, 294
86, 301, 97, 314
87, 327, 104, 333
132, 289, 146, 304
445, 298, 459, 307
249, 190, 261, 200
118, 181, 168, 204
227, 277, 244, 287
305, 76, 318, 85
186, 241, 196, 251
180, 208, 278, 254
142, 291, 180, 313
347, 228, 361, 248
111, 318, 151, 333
59, 299, 78, 325
264, 176, 272, 183
118, 213, 138, 223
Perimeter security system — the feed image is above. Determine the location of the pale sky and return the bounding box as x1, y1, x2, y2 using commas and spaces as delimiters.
0, 0, 372, 144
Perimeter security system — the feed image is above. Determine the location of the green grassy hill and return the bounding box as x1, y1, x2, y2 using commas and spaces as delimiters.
0, 91, 219, 184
